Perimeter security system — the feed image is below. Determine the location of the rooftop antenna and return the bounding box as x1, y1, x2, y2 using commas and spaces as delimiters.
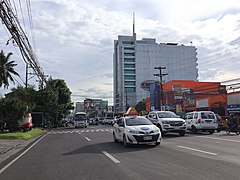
133, 12, 136, 41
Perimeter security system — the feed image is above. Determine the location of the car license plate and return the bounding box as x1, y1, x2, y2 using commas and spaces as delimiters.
143, 136, 152, 140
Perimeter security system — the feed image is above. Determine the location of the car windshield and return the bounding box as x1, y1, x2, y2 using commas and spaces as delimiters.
125, 117, 152, 126
75, 114, 87, 120
157, 112, 178, 118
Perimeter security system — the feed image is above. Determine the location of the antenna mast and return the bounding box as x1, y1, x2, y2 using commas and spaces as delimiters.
133, 12, 136, 41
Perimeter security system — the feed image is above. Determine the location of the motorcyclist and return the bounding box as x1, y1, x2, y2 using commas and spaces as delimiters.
228, 113, 238, 130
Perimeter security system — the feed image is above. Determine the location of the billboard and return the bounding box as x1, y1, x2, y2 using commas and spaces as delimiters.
196, 99, 208, 108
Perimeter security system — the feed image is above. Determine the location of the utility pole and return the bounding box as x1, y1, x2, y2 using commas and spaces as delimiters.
0, 1, 47, 86
154, 66, 168, 110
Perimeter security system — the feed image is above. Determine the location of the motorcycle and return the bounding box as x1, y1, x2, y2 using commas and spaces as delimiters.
225, 121, 240, 135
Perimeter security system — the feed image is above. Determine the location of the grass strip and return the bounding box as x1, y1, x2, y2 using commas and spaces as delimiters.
0, 128, 45, 140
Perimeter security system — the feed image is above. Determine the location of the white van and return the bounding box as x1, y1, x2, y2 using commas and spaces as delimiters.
183, 111, 218, 134
74, 112, 88, 128
147, 111, 186, 136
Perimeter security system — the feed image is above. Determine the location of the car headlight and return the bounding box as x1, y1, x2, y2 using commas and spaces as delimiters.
162, 121, 170, 124
127, 129, 140, 134
153, 128, 160, 133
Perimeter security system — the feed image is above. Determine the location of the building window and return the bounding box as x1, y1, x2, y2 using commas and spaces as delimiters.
124, 47, 135, 50
125, 87, 136, 92
124, 58, 135, 63
124, 81, 136, 86
124, 52, 135, 56
124, 64, 135, 68
122, 41, 134, 45
124, 75, 135, 80
124, 69, 135, 74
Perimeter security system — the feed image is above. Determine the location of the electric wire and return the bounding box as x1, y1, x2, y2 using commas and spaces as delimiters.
10, 0, 18, 16
26, 0, 37, 52
17, 0, 27, 35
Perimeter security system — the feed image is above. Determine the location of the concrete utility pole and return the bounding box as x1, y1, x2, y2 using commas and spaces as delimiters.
154, 66, 168, 110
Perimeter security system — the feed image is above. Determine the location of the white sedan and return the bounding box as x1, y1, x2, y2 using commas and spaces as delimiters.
113, 116, 162, 147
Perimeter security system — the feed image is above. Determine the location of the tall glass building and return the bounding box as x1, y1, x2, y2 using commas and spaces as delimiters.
113, 34, 198, 113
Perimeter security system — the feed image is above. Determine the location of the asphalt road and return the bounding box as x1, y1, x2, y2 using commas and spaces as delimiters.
0, 125, 240, 180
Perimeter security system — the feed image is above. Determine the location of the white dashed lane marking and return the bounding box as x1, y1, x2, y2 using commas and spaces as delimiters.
178, 145, 217, 156
48, 129, 113, 134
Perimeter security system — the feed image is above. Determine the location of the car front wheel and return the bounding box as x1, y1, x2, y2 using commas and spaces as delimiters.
179, 131, 185, 136
123, 135, 129, 147
191, 126, 197, 134
113, 132, 118, 143
208, 130, 214, 134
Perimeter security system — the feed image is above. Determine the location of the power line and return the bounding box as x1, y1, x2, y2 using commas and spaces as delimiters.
0, 0, 47, 86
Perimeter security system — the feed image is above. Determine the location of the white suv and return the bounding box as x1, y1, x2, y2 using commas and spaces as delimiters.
147, 111, 186, 136
183, 111, 218, 134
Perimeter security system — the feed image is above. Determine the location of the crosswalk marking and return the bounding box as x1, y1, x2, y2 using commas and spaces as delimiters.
48, 129, 113, 135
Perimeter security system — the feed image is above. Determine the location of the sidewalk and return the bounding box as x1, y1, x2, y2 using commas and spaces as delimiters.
0, 139, 34, 165
0, 136, 42, 166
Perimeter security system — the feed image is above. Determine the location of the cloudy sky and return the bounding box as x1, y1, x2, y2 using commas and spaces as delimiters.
0, 0, 240, 105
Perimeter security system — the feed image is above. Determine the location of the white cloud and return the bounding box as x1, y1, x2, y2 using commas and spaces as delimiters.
0, 0, 240, 104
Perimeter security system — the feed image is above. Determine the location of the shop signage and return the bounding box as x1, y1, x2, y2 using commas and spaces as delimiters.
141, 80, 158, 91
226, 104, 240, 112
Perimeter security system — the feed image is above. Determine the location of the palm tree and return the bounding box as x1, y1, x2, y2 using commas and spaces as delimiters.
0, 50, 19, 88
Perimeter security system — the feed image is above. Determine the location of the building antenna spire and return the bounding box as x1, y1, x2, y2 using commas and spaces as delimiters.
133, 12, 136, 41
133, 12, 135, 35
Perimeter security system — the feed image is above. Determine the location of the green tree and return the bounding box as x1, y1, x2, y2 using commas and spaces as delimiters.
0, 98, 27, 132
5, 85, 37, 112
0, 50, 19, 88
34, 78, 74, 126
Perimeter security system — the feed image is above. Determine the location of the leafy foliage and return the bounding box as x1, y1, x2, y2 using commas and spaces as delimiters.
5, 86, 37, 112
0, 50, 19, 88
0, 98, 28, 132
34, 78, 74, 125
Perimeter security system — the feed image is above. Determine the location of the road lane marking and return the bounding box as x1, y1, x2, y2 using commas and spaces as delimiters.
48, 129, 114, 134
177, 146, 217, 156
85, 137, 91, 142
196, 136, 240, 143
102, 151, 120, 164
0, 134, 48, 174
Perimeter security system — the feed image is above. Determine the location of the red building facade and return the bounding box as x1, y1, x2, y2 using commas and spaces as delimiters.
147, 80, 227, 116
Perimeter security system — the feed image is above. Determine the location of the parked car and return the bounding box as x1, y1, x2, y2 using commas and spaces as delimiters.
105, 117, 114, 125
88, 118, 98, 125
98, 117, 106, 125
147, 111, 186, 136
182, 111, 218, 134
113, 116, 161, 147
215, 114, 223, 132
